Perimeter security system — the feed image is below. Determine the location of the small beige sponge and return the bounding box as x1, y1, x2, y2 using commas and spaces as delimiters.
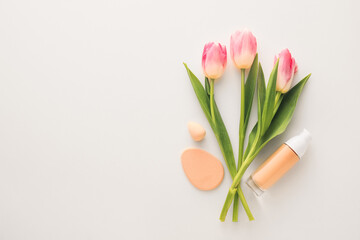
187, 121, 206, 141
181, 148, 224, 191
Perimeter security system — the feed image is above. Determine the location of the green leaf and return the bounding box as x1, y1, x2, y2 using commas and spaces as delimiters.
253, 74, 311, 157
243, 123, 258, 158
213, 100, 237, 177
257, 63, 266, 119
183, 63, 237, 177
243, 54, 259, 130
243, 63, 265, 159
244, 74, 310, 160
205, 77, 211, 96
183, 63, 213, 128
261, 60, 279, 135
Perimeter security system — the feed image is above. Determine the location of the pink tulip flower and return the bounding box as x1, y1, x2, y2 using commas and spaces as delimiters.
274, 49, 298, 93
201, 42, 227, 80
230, 29, 257, 69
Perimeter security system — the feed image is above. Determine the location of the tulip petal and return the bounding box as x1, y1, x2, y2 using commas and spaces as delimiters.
202, 42, 227, 79
275, 49, 297, 93
230, 29, 257, 69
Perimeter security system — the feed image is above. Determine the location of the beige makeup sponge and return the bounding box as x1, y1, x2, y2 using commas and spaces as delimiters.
187, 121, 206, 141
181, 148, 224, 191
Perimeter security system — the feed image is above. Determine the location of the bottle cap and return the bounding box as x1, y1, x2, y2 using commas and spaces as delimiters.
285, 129, 311, 158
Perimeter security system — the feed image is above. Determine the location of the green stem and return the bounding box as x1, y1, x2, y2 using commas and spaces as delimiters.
273, 92, 283, 117
220, 125, 275, 221
225, 93, 284, 221
220, 187, 237, 222
210, 79, 215, 125
213, 130, 252, 221
220, 131, 263, 221
232, 193, 239, 222
237, 186, 254, 221
221, 187, 253, 222
232, 187, 253, 221
238, 69, 246, 166
274, 91, 281, 109
231, 158, 253, 189
233, 69, 246, 222
220, 154, 256, 222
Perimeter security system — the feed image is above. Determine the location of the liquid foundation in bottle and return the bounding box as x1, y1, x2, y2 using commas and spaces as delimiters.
247, 129, 311, 196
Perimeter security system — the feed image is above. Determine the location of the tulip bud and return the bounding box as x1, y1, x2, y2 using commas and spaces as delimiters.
274, 49, 298, 93
230, 29, 257, 69
201, 42, 227, 80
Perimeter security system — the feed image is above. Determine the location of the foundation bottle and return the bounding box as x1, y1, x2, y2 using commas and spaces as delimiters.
247, 129, 311, 196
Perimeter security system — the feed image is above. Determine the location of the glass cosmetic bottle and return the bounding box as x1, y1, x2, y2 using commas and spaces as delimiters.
247, 129, 311, 196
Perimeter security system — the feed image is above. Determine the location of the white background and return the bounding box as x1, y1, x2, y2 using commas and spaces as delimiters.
0, 0, 359, 239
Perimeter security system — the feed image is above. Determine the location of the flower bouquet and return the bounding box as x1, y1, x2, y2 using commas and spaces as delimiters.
184, 29, 310, 222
